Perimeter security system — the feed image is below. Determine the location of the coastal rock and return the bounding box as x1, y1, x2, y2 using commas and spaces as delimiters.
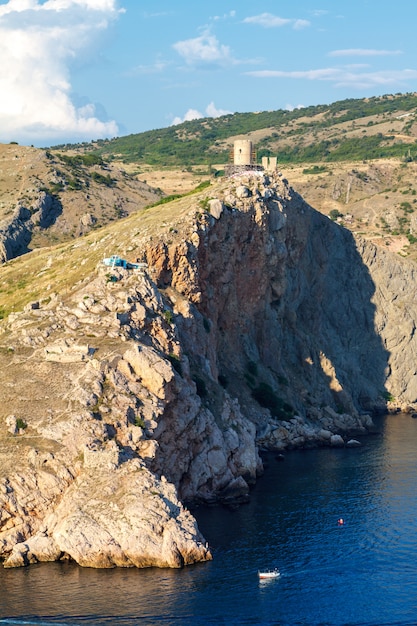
4, 462, 211, 569
346, 439, 361, 448
208, 199, 224, 219
330, 434, 345, 447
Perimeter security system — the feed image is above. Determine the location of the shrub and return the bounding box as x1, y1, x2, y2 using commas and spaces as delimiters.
218, 374, 228, 388
167, 353, 182, 375
251, 383, 294, 419
246, 361, 258, 377
163, 310, 174, 325
329, 209, 343, 221
381, 390, 395, 402
193, 375, 207, 398
302, 165, 328, 175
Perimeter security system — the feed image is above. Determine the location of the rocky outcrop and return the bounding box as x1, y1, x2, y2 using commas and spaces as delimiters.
0, 193, 62, 263
4, 462, 209, 569
1, 170, 417, 569
0, 205, 32, 262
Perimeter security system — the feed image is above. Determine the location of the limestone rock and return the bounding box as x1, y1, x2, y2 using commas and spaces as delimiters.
4, 462, 212, 569
346, 439, 361, 448
208, 199, 224, 219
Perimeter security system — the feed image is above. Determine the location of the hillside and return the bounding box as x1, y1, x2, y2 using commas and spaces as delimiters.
3, 94, 417, 570
58, 93, 417, 168
0, 143, 161, 258
53, 92, 417, 260
2, 94, 417, 264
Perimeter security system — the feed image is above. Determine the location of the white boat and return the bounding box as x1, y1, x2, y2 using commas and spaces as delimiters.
258, 568, 280, 580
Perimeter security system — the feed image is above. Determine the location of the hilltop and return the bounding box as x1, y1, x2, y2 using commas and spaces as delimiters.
2, 94, 417, 263
60, 92, 417, 168
53, 92, 417, 260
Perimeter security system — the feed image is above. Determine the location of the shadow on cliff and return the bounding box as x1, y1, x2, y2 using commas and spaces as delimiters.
0, 194, 64, 263
152, 191, 391, 420
195, 195, 389, 417
278, 197, 390, 415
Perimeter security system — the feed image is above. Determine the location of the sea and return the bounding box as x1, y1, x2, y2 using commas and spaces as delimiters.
1, 413, 417, 625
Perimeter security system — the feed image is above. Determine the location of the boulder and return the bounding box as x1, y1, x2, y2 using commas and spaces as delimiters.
346, 439, 361, 448
330, 434, 345, 447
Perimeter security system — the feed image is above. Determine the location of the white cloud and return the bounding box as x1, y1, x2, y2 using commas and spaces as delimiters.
129, 58, 169, 75
329, 49, 403, 57
285, 104, 305, 111
212, 10, 236, 21
172, 31, 235, 68
246, 67, 417, 90
293, 19, 310, 30
171, 101, 232, 125
205, 102, 232, 117
0, 0, 121, 145
171, 108, 203, 125
243, 13, 310, 29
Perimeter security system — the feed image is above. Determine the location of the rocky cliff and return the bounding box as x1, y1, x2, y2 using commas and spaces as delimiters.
0, 170, 416, 569
0, 143, 161, 261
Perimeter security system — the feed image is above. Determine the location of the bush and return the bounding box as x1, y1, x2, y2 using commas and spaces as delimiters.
246, 361, 258, 377
218, 374, 228, 388
329, 209, 343, 221
135, 416, 146, 428
167, 353, 182, 375
251, 383, 293, 419
163, 310, 173, 324
193, 375, 207, 398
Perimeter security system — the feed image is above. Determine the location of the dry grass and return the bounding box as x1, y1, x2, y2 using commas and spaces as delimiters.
280, 158, 417, 258
0, 186, 206, 318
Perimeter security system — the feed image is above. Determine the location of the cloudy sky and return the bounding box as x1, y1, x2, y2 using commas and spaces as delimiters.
1, 0, 416, 146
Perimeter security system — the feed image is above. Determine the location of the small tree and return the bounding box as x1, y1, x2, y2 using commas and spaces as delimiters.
329, 209, 343, 221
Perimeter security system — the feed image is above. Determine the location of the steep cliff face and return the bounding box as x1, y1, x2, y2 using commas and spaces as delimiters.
146, 173, 389, 425
0, 171, 416, 569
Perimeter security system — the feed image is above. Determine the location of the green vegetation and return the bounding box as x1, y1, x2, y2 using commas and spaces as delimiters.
55, 153, 104, 167
218, 374, 228, 388
148, 180, 211, 209
381, 390, 395, 402
167, 353, 182, 375
329, 209, 344, 221
163, 310, 174, 324
302, 165, 328, 175
50, 93, 417, 168
134, 416, 146, 428
192, 375, 207, 398
90, 171, 116, 187
251, 382, 294, 420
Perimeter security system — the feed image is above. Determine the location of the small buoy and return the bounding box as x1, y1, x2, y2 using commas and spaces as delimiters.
338, 518, 344, 525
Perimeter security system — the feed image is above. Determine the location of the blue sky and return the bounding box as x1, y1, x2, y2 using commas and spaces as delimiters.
1, 0, 417, 147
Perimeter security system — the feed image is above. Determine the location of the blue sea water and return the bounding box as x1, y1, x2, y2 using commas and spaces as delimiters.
1, 414, 417, 625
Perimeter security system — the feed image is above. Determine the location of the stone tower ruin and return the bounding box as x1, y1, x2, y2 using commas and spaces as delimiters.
225, 140, 276, 176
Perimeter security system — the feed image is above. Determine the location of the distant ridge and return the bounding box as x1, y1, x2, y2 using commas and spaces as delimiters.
52, 92, 417, 168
